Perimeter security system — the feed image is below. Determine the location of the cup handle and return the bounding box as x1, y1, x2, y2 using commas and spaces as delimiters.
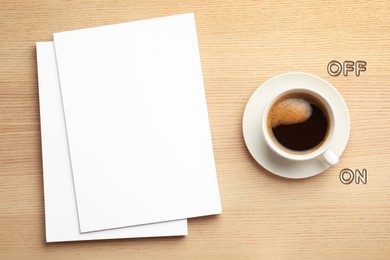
320, 149, 339, 166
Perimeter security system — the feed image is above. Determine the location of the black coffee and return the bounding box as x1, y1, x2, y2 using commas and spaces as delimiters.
267, 93, 329, 152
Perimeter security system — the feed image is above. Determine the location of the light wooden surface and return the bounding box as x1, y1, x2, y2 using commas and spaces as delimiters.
1, 0, 390, 259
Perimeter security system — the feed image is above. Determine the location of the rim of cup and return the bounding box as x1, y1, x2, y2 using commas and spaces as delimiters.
261, 87, 336, 161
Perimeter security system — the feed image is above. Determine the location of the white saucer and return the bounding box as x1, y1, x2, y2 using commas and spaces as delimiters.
242, 72, 350, 179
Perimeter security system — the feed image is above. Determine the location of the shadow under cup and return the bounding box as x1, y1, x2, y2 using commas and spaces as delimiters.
262, 88, 336, 162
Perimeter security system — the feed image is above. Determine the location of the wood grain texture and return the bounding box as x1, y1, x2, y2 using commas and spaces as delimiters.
1, 0, 390, 259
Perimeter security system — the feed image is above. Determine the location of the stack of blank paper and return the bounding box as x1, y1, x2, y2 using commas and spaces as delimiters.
36, 13, 222, 242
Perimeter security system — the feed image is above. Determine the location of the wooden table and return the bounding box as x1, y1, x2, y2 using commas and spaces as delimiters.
1, 1, 389, 259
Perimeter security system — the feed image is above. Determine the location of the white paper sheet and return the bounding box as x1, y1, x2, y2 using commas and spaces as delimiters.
53, 13, 222, 232
37, 41, 187, 242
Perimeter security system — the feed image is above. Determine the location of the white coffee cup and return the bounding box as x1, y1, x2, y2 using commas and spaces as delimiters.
261, 87, 339, 166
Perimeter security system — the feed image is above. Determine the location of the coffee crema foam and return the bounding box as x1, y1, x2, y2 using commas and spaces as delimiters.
268, 97, 312, 128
